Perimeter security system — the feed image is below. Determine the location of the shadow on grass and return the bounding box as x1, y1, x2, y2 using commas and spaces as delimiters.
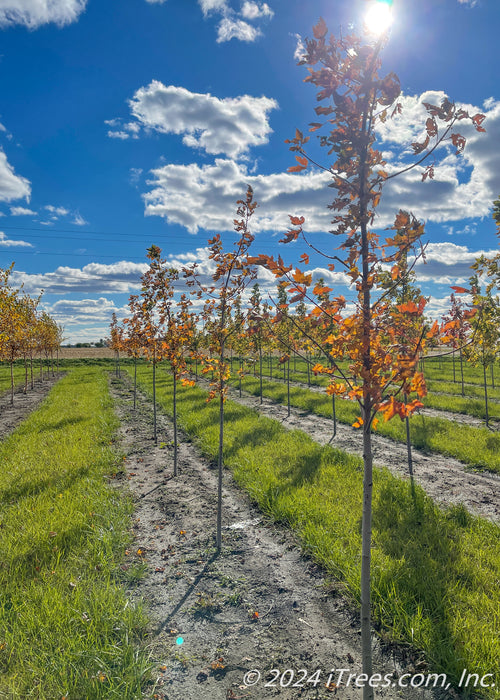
4, 517, 102, 580
35, 415, 88, 433
372, 479, 476, 681
0, 463, 91, 504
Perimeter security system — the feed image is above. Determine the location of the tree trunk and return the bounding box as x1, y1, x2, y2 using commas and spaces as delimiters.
153, 350, 157, 444
361, 412, 373, 695
459, 347, 465, 397
133, 356, 137, 410
452, 348, 456, 383
259, 346, 263, 405
483, 358, 489, 428
173, 369, 178, 476
216, 345, 225, 552
405, 415, 413, 477
287, 358, 291, 417
10, 360, 14, 405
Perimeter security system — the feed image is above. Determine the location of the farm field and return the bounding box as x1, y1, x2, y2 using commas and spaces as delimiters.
1, 360, 499, 698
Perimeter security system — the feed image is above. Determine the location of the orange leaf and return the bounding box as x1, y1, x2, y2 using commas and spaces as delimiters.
312, 16, 328, 39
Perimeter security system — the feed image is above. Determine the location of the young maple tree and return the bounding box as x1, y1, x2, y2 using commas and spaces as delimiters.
250, 17, 485, 694
462, 278, 500, 428
441, 292, 473, 396
183, 187, 257, 551
144, 245, 196, 476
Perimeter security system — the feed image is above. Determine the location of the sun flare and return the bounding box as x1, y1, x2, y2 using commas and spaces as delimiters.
364, 1, 393, 35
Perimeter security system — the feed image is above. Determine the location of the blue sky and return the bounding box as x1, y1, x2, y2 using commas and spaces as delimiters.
0, 0, 498, 342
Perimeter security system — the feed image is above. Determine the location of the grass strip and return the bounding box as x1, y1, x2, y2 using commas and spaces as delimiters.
0, 367, 149, 699
226, 373, 500, 474
128, 364, 500, 698
228, 358, 500, 420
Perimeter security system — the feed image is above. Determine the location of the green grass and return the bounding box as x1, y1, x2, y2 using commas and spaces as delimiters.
0, 367, 150, 699
225, 373, 500, 473
128, 364, 500, 698
0, 363, 27, 396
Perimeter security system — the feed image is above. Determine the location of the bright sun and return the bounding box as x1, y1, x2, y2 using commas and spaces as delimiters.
364, 1, 393, 35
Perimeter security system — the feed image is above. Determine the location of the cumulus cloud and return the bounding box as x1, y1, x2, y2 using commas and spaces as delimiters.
110, 82, 278, 159
10, 206, 36, 216
143, 158, 332, 233
241, 1, 273, 19
0, 151, 31, 203
49, 297, 123, 324
216, 17, 261, 42
369, 91, 500, 226
412, 242, 496, 285
132, 87, 500, 237
11, 261, 149, 296
199, 0, 228, 15
45, 205, 70, 217
0, 231, 33, 247
198, 0, 272, 42
0, 0, 87, 29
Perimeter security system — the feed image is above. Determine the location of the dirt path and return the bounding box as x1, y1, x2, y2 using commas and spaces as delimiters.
218, 379, 500, 523
109, 376, 449, 700
0, 374, 63, 438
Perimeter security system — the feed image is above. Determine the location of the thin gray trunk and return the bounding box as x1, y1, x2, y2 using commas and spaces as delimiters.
460, 347, 465, 397
483, 358, 489, 428
216, 344, 225, 551
173, 370, 178, 476
287, 358, 291, 417
133, 356, 137, 410
259, 346, 263, 404
361, 411, 373, 692
153, 349, 157, 444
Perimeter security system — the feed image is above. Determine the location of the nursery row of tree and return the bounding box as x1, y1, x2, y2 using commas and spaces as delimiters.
0, 264, 63, 403
111, 18, 500, 698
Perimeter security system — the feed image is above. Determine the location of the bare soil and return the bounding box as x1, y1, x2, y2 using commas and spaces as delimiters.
221, 380, 500, 523
109, 374, 461, 700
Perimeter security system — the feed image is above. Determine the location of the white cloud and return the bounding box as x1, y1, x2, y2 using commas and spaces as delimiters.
71, 213, 88, 226
199, 0, 228, 15
412, 242, 495, 285
129, 167, 143, 186
0, 0, 87, 29
49, 297, 122, 324
198, 0, 272, 42
10, 206, 36, 216
145, 0, 167, 3
0, 150, 31, 202
373, 91, 500, 226
11, 261, 149, 295
241, 1, 273, 19
108, 130, 130, 140
0, 231, 33, 247
292, 33, 307, 62
216, 17, 261, 42
112, 82, 278, 159
45, 205, 70, 217
143, 158, 332, 233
